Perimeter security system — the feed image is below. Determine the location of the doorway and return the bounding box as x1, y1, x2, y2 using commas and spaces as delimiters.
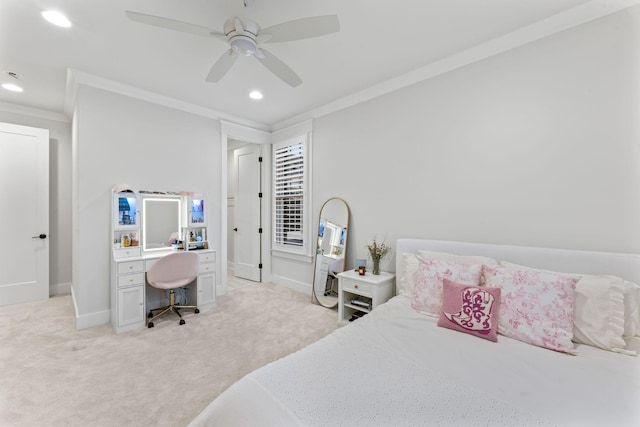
228, 140, 262, 282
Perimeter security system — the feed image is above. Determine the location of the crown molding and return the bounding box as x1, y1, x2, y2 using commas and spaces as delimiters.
272, 0, 640, 131
0, 101, 69, 123
221, 120, 271, 144
272, 119, 313, 142
64, 69, 271, 132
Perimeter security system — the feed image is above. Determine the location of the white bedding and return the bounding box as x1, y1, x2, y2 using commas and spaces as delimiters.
190, 295, 640, 426
190, 239, 640, 427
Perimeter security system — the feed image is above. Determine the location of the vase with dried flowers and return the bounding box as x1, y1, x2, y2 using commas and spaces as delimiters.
367, 238, 390, 275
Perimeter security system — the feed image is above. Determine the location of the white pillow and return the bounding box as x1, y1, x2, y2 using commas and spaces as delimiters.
398, 253, 420, 297
572, 275, 628, 353
621, 280, 640, 337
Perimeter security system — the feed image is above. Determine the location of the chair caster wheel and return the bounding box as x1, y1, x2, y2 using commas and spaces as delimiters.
179, 319, 185, 325
195, 308, 200, 314
148, 322, 154, 328
147, 312, 153, 318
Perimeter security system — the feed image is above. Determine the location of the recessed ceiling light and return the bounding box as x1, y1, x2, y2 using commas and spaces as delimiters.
42, 10, 72, 28
2, 83, 23, 92
249, 90, 263, 100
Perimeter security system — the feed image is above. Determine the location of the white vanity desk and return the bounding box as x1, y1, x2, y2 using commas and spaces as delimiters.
111, 249, 216, 333
110, 190, 216, 333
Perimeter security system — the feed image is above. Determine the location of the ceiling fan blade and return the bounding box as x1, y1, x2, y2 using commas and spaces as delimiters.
256, 33, 272, 43
255, 49, 302, 87
206, 49, 238, 82
125, 11, 225, 38
261, 15, 339, 43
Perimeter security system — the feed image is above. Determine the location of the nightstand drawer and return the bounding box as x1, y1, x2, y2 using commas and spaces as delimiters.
342, 279, 374, 296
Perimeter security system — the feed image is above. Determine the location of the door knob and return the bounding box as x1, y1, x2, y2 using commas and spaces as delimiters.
32, 233, 47, 239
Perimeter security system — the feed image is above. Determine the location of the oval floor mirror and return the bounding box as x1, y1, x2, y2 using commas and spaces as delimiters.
312, 197, 350, 308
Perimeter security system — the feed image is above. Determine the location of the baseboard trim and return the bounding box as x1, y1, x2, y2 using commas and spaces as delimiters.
70, 286, 111, 330
50, 282, 71, 296
76, 309, 111, 330
269, 274, 311, 295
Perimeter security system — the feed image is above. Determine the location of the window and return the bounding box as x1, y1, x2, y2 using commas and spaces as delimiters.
272, 134, 309, 256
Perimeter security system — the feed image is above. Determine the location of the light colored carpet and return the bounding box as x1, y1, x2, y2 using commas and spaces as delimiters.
0, 282, 339, 426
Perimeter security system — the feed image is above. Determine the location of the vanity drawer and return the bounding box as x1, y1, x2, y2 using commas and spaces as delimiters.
117, 260, 144, 275
342, 279, 374, 295
198, 262, 215, 274
118, 272, 145, 288
198, 252, 216, 263
113, 247, 141, 259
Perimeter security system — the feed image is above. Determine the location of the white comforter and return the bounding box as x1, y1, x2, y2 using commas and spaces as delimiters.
190, 296, 640, 427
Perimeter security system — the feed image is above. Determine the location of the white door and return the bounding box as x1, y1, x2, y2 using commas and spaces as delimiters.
0, 122, 49, 306
233, 145, 261, 282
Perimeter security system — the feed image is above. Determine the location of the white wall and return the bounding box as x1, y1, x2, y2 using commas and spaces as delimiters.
72, 85, 222, 328
272, 6, 640, 290
0, 110, 72, 295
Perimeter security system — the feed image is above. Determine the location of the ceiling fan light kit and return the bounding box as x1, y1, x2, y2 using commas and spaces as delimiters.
126, 10, 339, 87
225, 18, 259, 56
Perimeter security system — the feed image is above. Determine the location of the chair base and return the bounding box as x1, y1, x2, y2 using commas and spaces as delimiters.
147, 289, 199, 328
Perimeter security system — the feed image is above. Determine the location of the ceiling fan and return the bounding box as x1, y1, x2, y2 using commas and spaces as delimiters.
125, 10, 340, 87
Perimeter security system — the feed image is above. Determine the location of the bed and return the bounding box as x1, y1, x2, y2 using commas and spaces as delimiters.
189, 238, 640, 426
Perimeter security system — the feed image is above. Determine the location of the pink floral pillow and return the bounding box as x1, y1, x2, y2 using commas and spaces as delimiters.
437, 279, 501, 342
411, 259, 482, 317
483, 264, 578, 354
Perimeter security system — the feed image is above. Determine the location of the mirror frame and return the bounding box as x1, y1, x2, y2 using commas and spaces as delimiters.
311, 197, 350, 308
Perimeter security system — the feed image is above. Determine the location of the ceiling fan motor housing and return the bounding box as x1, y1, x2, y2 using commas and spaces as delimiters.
224, 17, 260, 56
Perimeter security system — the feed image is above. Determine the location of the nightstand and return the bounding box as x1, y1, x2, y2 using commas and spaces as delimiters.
337, 270, 395, 323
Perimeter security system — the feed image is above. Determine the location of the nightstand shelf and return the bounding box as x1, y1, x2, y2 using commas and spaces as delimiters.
337, 270, 395, 323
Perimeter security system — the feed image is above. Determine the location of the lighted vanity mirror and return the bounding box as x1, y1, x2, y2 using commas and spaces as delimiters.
312, 197, 350, 308
143, 197, 181, 252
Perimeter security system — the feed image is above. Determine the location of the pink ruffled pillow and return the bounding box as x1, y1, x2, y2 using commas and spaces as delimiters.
483, 264, 578, 354
437, 279, 501, 342
411, 259, 483, 317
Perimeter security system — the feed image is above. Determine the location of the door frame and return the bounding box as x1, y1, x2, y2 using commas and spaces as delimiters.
220, 121, 271, 293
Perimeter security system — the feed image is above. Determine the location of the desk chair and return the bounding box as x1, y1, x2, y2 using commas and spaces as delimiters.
146, 251, 200, 328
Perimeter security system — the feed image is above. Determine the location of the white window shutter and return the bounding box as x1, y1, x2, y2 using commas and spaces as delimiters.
273, 141, 305, 248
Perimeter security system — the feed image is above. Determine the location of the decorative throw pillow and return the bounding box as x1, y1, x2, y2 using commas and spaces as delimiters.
501, 261, 637, 353
483, 264, 578, 354
437, 279, 501, 342
411, 258, 482, 317
418, 251, 498, 285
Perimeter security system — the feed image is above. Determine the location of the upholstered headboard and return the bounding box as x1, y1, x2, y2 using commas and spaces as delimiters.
396, 239, 640, 289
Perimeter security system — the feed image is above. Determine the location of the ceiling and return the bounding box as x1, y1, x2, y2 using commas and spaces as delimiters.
0, 0, 627, 129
